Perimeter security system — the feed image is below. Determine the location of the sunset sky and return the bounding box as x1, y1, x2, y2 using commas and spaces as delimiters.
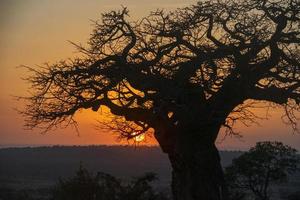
0, 0, 299, 150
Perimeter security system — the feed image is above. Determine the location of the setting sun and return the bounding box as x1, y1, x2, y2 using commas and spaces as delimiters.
132, 132, 145, 143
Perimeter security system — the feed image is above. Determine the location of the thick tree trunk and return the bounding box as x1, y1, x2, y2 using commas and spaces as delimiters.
167, 138, 228, 200
154, 116, 229, 200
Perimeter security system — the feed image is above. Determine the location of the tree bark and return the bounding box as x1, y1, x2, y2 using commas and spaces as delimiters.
166, 132, 228, 200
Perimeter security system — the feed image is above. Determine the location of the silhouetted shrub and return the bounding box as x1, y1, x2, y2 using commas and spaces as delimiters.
51, 164, 169, 200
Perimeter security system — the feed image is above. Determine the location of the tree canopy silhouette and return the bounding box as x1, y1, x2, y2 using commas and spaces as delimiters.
225, 141, 299, 200
20, 0, 300, 199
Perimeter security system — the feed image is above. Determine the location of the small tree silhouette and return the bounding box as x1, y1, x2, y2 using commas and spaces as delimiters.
51, 164, 101, 200
225, 141, 299, 200
19, 0, 300, 199
51, 165, 169, 200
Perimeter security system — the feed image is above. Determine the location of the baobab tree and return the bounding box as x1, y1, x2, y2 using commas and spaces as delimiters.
19, 0, 300, 199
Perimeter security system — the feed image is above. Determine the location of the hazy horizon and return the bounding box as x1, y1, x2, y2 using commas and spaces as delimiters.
1, 142, 299, 151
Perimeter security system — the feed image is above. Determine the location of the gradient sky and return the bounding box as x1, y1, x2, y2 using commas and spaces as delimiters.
0, 0, 299, 150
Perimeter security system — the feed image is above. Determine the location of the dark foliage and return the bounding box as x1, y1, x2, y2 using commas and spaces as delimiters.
51, 164, 169, 200
225, 141, 299, 200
